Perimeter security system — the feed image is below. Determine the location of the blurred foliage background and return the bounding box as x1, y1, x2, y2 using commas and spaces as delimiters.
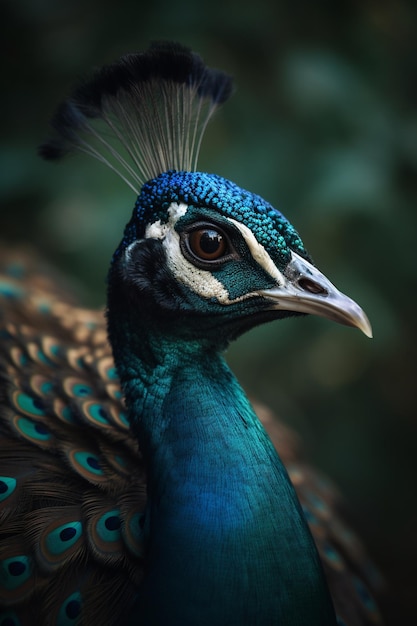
1, 0, 416, 622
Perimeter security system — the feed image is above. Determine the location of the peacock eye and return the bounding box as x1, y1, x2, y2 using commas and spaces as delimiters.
180, 222, 236, 269
188, 228, 227, 261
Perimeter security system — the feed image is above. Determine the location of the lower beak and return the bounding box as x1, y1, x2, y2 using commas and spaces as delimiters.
258, 252, 372, 338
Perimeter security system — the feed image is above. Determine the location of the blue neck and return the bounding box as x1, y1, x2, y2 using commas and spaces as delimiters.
108, 290, 336, 625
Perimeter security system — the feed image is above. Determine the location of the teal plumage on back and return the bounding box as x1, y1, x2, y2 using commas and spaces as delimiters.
0, 43, 382, 625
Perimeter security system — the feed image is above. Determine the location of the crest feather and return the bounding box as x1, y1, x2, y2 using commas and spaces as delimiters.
39, 42, 233, 193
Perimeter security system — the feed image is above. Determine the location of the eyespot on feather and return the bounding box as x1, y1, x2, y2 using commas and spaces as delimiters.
12, 391, 47, 418
0, 555, 35, 605
108, 404, 129, 429
121, 510, 145, 558
321, 542, 345, 572
0, 477, 17, 503
105, 384, 123, 402
63, 377, 94, 399
65, 448, 109, 484
57, 590, 83, 625
80, 400, 112, 428
53, 398, 77, 424
97, 355, 119, 382
29, 375, 54, 397
10, 415, 53, 448
66, 347, 89, 371
87, 509, 125, 558
10, 347, 28, 368
39, 520, 84, 570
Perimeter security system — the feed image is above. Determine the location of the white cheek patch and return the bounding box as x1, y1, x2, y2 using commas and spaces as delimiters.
145, 203, 240, 303
164, 226, 237, 302
144, 202, 280, 305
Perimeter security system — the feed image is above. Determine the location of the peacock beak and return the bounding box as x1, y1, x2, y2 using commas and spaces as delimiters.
259, 251, 373, 338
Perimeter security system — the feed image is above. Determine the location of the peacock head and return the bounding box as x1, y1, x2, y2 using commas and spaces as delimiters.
107, 167, 370, 344
40, 42, 371, 346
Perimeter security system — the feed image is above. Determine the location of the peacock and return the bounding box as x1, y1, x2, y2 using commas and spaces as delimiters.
0, 42, 383, 625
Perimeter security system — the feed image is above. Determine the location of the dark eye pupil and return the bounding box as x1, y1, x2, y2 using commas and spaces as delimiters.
185, 226, 228, 263
199, 230, 223, 254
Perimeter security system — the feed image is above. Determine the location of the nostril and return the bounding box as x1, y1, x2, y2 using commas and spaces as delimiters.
298, 277, 328, 295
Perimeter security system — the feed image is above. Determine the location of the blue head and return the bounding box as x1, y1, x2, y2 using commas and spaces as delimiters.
108, 169, 371, 348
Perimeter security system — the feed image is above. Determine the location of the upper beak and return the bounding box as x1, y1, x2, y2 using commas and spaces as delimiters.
258, 251, 372, 338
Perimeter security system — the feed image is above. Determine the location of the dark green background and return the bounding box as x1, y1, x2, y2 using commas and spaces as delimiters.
1, 1, 416, 622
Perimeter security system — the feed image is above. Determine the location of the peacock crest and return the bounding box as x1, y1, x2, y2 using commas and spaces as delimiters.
40, 41, 233, 192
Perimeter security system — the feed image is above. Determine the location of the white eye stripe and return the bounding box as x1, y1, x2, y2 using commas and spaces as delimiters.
226, 218, 285, 284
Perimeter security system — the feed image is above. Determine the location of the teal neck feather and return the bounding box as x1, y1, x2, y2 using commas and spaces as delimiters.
108, 282, 336, 625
